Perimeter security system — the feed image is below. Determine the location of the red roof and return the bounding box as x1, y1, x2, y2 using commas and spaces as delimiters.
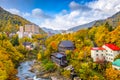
91, 47, 105, 50
105, 44, 120, 51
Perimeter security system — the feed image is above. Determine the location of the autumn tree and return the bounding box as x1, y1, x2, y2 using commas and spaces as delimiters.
105, 67, 120, 80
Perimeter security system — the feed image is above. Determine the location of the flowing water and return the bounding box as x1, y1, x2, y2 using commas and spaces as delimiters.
17, 61, 51, 80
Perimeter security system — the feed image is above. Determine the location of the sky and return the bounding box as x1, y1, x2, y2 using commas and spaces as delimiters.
0, 0, 120, 30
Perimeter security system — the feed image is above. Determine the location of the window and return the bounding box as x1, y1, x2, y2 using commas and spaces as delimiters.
106, 57, 108, 59
96, 54, 98, 56
101, 54, 103, 56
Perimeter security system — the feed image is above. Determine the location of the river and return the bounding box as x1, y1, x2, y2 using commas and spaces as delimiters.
16, 61, 51, 80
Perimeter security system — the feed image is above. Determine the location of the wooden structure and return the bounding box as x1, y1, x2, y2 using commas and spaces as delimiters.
51, 52, 68, 67
58, 40, 75, 52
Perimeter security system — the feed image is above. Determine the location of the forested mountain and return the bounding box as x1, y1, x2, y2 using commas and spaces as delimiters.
0, 7, 45, 34
0, 7, 30, 32
42, 27, 62, 34
68, 11, 120, 32
68, 21, 96, 32
93, 11, 120, 28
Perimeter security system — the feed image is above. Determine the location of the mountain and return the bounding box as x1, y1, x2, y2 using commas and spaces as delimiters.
42, 27, 62, 34
93, 11, 120, 28
68, 21, 96, 32
68, 11, 120, 32
0, 7, 45, 34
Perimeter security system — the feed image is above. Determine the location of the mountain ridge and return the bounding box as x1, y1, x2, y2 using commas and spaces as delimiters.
68, 11, 120, 32
42, 27, 63, 34
68, 21, 96, 32
0, 6, 45, 34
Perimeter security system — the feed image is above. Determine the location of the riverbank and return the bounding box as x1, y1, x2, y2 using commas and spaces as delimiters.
16, 60, 71, 80
31, 60, 71, 80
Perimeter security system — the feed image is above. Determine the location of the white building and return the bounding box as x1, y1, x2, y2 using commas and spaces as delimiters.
91, 47, 105, 62
91, 44, 120, 62
18, 26, 24, 38
103, 44, 120, 62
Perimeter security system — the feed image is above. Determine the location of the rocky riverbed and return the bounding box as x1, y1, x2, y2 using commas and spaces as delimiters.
16, 60, 72, 80
16, 60, 51, 80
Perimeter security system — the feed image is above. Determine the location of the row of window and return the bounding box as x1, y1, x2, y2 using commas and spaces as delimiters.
106, 57, 113, 61
106, 54, 113, 56
96, 50, 120, 53
96, 54, 103, 56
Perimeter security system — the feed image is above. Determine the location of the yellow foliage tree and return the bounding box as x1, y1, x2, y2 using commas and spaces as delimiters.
37, 52, 42, 61
105, 67, 120, 80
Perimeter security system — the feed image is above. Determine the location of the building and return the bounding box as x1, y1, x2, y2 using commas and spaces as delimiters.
91, 44, 120, 62
58, 40, 75, 52
51, 52, 68, 67
17, 24, 40, 38
102, 44, 120, 62
91, 47, 105, 62
112, 59, 120, 70
22, 42, 34, 50
25, 24, 39, 34
18, 26, 24, 38
51, 40, 75, 67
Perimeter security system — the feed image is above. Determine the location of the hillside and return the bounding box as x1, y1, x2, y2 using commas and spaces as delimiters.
93, 11, 120, 28
68, 11, 120, 32
68, 21, 96, 32
0, 7, 45, 34
42, 27, 62, 34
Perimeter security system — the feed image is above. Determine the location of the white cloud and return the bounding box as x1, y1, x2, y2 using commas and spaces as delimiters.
22, 12, 30, 17
40, 10, 87, 30
32, 8, 52, 18
69, 1, 91, 11
40, 0, 120, 30
6, 8, 20, 15
88, 0, 120, 15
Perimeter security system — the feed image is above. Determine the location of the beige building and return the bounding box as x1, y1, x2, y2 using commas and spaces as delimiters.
17, 24, 40, 38
25, 24, 39, 34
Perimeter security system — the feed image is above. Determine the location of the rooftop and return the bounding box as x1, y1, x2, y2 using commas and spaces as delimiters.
105, 44, 120, 51
23, 42, 32, 46
91, 47, 105, 50
112, 59, 120, 67
59, 40, 74, 48
51, 52, 66, 58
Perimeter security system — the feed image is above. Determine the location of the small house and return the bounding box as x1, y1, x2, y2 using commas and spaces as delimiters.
51, 52, 68, 67
58, 40, 75, 52
112, 59, 120, 70
23, 42, 34, 50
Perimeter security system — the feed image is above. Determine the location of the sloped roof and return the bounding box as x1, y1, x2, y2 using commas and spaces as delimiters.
91, 47, 105, 50
59, 40, 74, 48
112, 59, 120, 67
105, 44, 120, 51
23, 42, 32, 46
51, 52, 66, 58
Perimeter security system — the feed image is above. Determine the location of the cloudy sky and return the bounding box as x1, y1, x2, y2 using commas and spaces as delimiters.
0, 0, 120, 30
